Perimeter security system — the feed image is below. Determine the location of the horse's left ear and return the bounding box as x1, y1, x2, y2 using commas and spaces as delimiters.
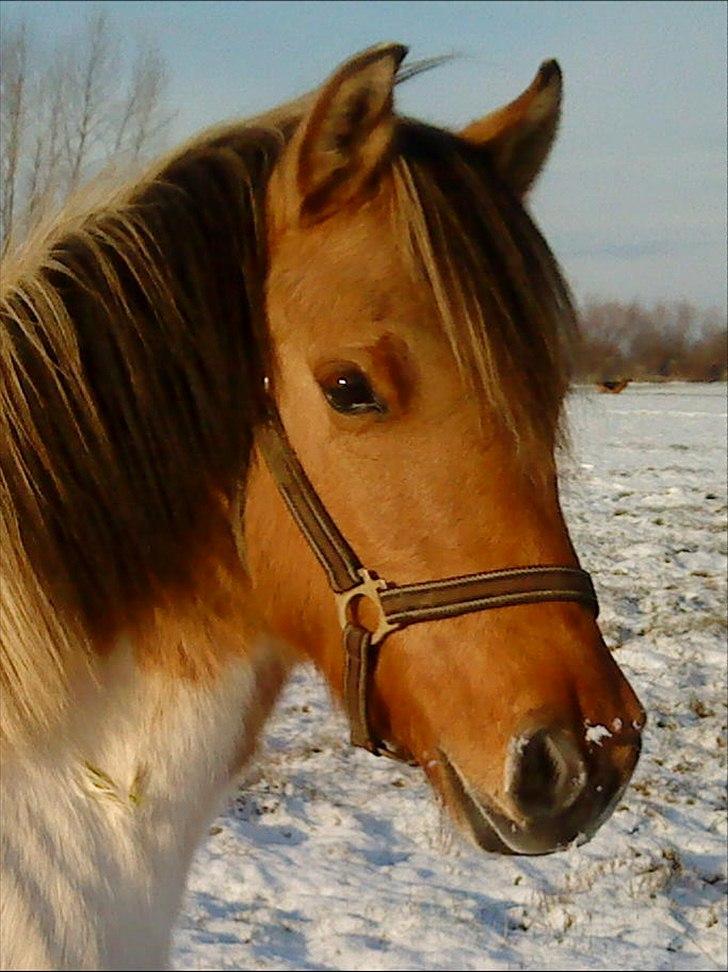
274, 42, 407, 226
461, 60, 562, 196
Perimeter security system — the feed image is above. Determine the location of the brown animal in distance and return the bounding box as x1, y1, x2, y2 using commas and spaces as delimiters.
597, 379, 632, 393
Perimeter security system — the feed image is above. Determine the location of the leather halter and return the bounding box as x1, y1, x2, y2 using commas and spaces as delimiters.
257, 405, 599, 763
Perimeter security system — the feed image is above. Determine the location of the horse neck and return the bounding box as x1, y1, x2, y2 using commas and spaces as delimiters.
0, 591, 290, 970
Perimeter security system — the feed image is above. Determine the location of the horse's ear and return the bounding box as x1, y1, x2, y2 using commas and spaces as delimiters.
461, 60, 562, 196
276, 43, 407, 225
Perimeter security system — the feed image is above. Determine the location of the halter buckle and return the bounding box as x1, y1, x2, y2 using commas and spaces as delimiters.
335, 569, 400, 646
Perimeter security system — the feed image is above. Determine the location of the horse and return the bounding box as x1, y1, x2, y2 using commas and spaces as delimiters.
0, 44, 645, 970
596, 379, 632, 394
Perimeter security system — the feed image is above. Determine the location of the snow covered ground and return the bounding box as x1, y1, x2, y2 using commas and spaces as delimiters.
173, 383, 727, 972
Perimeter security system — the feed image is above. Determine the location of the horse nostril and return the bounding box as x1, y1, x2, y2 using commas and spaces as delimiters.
505, 726, 587, 820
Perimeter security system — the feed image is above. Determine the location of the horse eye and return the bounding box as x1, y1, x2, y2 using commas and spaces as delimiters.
319, 367, 386, 416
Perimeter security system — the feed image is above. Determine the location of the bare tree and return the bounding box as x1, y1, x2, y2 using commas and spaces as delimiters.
24, 59, 66, 225
1, 10, 172, 251
0, 20, 29, 243
114, 45, 168, 161
62, 10, 118, 191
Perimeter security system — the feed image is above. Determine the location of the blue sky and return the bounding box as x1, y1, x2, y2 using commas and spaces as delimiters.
2, 1, 726, 309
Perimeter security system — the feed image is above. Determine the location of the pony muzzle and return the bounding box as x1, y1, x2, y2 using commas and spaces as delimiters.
439, 714, 643, 856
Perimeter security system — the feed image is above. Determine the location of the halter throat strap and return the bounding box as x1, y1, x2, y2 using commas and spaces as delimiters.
257, 407, 599, 761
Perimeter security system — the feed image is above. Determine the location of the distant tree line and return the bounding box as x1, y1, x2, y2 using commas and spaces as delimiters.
575, 300, 727, 383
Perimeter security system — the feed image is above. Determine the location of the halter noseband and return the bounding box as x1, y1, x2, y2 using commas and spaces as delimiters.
257, 405, 598, 763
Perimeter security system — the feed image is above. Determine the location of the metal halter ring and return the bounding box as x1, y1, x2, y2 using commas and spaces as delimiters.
334, 569, 401, 645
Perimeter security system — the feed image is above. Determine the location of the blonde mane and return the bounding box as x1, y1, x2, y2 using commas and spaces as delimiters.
0, 94, 576, 749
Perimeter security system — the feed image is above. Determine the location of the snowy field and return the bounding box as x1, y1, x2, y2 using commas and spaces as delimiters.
173, 383, 727, 972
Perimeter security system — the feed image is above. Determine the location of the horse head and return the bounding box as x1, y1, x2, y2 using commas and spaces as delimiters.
245, 45, 644, 856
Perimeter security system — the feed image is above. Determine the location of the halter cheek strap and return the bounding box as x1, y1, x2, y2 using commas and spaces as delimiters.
257, 406, 599, 762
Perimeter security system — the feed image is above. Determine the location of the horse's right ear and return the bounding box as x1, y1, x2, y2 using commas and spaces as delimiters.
271, 43, 407, 228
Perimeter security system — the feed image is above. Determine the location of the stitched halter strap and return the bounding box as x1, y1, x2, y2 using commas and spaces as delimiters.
257, 406, 599, 761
